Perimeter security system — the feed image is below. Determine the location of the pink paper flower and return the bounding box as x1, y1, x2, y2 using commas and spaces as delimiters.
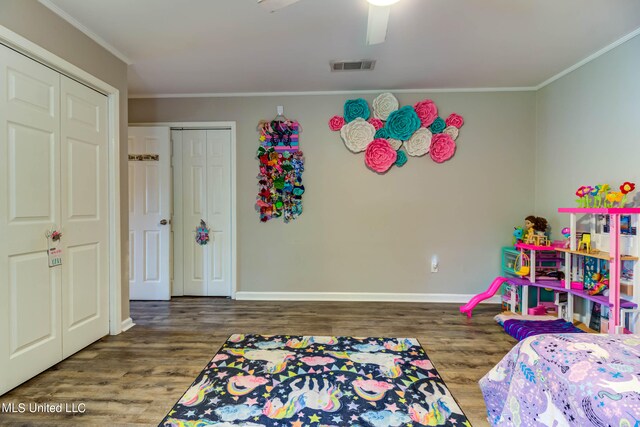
365, 139, 397, 173
429, 133, 456, 163
328, 115, 345, 131
413, 99, 438, 128
368, 118, 384, 130
445, 113, 464, 128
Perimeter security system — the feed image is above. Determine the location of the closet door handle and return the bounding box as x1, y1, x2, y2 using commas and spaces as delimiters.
160, 219, 169, 225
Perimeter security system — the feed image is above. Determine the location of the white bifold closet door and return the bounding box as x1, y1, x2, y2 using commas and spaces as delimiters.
175, 129, 231, 297
59, 76, 109, 358
0, 45, 109, 395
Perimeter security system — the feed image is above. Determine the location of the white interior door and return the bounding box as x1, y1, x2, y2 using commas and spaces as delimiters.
179, 129, 232, 296
0, 46, 63, 394
60, 76, 109, 358
128, 126, 171, 300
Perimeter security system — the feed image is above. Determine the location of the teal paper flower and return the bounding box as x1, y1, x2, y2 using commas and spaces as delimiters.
429, 117, 446, 134
395, 150, 408, 167
386, 106, 421, 141
375, 127, 390, 139
344, 98, 371, 123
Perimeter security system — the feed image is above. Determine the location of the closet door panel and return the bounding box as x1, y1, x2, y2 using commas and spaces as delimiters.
0, 46, 62, 395
60, 76, 109, 358
182, 130, 208, 295
206, 130, 231, 296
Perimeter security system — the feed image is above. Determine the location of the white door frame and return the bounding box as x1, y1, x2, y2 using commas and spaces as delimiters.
130, 122, 237, 299
0, 25, 123, 335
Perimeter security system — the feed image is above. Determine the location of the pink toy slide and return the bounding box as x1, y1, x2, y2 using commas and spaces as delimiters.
460, 276, 510, 318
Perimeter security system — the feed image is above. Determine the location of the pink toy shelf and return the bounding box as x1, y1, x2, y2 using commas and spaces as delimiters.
556, 207, 640, 333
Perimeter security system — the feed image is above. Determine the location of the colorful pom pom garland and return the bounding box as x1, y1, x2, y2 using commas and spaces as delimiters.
256, 119, 304, 223
328, 94, 464, 173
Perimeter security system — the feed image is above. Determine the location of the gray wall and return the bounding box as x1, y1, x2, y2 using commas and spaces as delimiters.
0, 0, 130, 319
130, 92, 536, 295
535, 34, 640, 235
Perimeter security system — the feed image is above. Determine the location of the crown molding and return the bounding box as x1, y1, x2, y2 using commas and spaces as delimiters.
536, 26, 640, 90
128, 86, 537, 99
38, 0, 132, 65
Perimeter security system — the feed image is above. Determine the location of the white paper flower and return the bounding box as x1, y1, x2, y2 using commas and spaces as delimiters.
340, 118, 376, 153
387, 138, 403, 150
404, 128, 432, 157
443, 126, 459, 141
372, 92, 399, 121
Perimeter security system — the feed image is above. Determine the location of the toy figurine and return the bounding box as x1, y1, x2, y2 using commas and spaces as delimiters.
524, 215, 549, 245
561, 227, 571, 248
512, 227, 523, 246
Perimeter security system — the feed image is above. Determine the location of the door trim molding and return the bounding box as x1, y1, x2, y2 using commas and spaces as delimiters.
0, 25, 123, 335
130, 122, 238, 299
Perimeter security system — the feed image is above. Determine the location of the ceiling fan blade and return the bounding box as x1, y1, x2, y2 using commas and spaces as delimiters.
257, 0, 302, 13
366, 4, 391, 45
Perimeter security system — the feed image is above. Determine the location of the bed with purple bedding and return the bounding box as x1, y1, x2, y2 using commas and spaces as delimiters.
479, 333, 640, 426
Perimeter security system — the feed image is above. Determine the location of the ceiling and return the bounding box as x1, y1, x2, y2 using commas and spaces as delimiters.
44, 0, 640, 96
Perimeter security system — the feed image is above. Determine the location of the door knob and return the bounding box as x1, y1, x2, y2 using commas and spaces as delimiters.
160, 219, 169, 225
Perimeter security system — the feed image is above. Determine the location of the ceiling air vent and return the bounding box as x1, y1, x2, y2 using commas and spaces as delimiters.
330, 60, 376, 72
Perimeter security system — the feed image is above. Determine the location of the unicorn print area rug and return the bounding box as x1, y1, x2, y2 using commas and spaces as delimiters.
160, 334, 470, 427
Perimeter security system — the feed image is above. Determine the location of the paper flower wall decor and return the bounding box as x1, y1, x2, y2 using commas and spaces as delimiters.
344, 98, 371, 123
328, 115, 345, 131
387, 138, 403, 151
405, 128, 431, 157
575, 182, 635, 208
445, 113, 464, 128
395, 150, 408, 167
365, 139, 397, 173
429, 133, 456, 163
340, 118, 376, 153
443, 126, 459, 141
328, 94, 465, 173
372, 92, 399, 120
414, 99, 438, 128
386, 106, 421, 141
429, 117, 446, 134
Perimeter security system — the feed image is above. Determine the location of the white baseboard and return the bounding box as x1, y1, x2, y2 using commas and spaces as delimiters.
121, 317, 135, 332
235, 292, 501, 304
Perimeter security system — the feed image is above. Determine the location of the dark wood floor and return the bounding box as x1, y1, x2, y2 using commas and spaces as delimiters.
0, 298, 516, 426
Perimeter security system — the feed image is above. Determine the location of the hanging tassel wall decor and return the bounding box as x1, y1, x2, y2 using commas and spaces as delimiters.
256, 110, 305, 223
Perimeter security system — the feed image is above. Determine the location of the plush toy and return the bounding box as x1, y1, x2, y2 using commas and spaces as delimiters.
587, 272, 609, 296
512, 227, 523, 246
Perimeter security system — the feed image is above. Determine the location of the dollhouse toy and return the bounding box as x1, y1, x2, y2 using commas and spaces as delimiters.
555, 207, 640, 333
462, 184, 640, 335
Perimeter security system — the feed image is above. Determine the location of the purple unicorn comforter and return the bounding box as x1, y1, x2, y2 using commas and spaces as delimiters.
479, 334, 640, 426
